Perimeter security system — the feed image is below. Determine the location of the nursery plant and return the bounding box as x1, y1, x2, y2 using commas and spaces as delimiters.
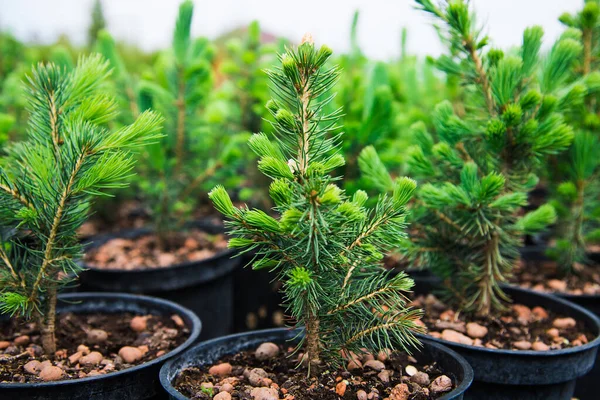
367, 0, 579, 314
133, 0, 246, 246
546, 0, 600, 272
0, 55, 162, 354
209, 35, 424, 373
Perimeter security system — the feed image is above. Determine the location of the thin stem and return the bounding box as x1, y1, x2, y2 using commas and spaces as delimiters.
175, 68, 186, 174
305, 308, 320, 377
39, 284, 57, 355
0, 183, 34, 209
465, 41, 495, 116
30, 151, 86, 304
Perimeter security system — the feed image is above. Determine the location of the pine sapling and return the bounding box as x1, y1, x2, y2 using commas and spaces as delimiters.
209, 36, 423, 375
136, 0, 245, 247
360, 0, 577, 315
0, 55, 162, 354
548, 1, 600, 270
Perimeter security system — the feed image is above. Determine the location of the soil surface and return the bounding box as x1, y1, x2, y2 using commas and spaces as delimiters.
413, 293, 593, 351
84, 229, 228, 270
0, 312, 189, 383
512, 258, 600, 295
174, 342, 457, 400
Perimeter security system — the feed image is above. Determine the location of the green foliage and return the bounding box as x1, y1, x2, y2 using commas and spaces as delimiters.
210, 38, 422, 374
394, 0, 575, 315
135, 0, 248, 242
88, 0, 107, 48
548, 0, 600, 271
0, 55, 162, 353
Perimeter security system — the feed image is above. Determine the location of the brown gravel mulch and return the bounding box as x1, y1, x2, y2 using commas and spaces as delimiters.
0, 312, 189, 383
413, 293, 593, 351
84, 229, 228, 270
512, 258, 600, 296
174, 342, 457, 400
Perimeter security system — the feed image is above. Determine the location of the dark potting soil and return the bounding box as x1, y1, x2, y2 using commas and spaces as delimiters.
0, 312, 189, 383
84, 229, 228, 270
512, 258, 600, 295
174, 343, 456, 400
413, 293, 593, 351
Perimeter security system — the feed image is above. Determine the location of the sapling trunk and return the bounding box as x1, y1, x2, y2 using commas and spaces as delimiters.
305, 310, 321, 376
39, 286, 58, 355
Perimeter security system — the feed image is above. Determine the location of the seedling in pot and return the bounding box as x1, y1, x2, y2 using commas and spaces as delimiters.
133, 0, 246, 248
0, 55, 162, 356
209, 35, 425, 373
545, 1, 600, 277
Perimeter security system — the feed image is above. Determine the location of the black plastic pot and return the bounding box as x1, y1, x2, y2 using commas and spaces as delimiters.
79, 220, 240, 340
0, 292, 201, 400
232, 251, 285, 332
159, 327, 474, 400
413, 278, 600, 400
518, 246, 600, 400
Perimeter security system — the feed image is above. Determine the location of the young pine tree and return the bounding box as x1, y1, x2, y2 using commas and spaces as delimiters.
0, 56, 162, 354
209, 36, 422, 375
88, 0, 107, 48
137, 0, 245, 246
547, 1, 600, 271
361, 0, 576, 315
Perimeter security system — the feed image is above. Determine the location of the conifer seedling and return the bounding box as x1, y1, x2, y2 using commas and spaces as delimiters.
209, 36, 423, 375
360, 0, 576, 315
0, 55, 163, 354
547, 1, 600, 271
135, 0, 247, 247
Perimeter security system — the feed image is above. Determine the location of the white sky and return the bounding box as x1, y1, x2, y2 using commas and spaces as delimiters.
0, 0, 582, 59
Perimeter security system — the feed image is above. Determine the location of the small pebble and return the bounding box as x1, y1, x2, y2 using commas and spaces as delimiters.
247, 368, 269, 386
80, 351, 104, 366
441, 329, 474, 345
377, 349, 391, 362
411, 371, 430, 386
547, 279, 567, 292
335, 380, 347, 396
118, 346, 143, 363
171, 314, 185, 327
214, 393, 232, 400
532, 306, 548, 320
39, 366, 64, 381
532, 341, 549, 351
405, 365, 418, 376
87, 329, 108, 344
553, 318, 576, 329
255, 342, 279, 361
209, 362, 232, 377
364, 359, 385, 371
389, 383, 410, 400
430, 375, 452, 394
77, 344, 90, 354
377, 370, 390, 383
547, 328, 559, 338
250, 387, 278, 400
513, 340, 532, 350
221, 383, 234, 393
68, 351, 83, 364
466, 322, 488, 339
0, 341, 10, 350
130, 316, 148, 332
14, 335, 30, 346
24, 360, 42, 375
357, 390, 368, 400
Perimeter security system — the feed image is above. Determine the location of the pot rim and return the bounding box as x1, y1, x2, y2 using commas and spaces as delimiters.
80, 225, 237, 274
418, 285, 600, 357
0, 292, 201, 388
159, 327, 474, 400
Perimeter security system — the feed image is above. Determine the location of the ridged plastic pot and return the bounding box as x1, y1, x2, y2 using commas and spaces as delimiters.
159, 327, 474, 400
412, 278, 600, 400
79, 220, 239, 340
518, 246, 600, 400
0, 292, 201, 400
